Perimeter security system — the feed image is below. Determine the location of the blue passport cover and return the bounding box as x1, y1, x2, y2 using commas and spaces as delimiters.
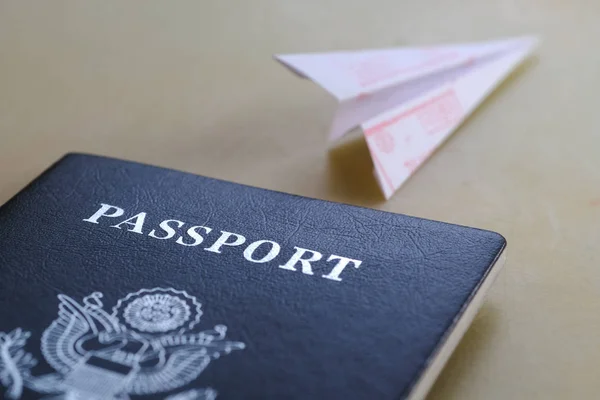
0, 153, 506, 400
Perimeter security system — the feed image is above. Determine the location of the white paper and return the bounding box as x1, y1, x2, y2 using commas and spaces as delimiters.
275, 36, 539, 199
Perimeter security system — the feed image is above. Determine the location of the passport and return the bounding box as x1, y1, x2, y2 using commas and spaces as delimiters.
0, 153, 506, 400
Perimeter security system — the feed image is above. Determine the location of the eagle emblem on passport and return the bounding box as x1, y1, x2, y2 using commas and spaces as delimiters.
0, 288, 246, 399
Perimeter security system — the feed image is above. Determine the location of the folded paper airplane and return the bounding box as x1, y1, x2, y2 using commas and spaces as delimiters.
275, 36, 539, 199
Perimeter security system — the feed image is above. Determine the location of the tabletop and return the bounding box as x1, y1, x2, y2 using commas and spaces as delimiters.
1, 1, 599, 399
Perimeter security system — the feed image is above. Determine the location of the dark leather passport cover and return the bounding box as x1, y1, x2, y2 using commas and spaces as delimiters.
0, 153, 506, 400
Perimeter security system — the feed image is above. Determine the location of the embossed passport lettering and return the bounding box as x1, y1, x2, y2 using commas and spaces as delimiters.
0, 153, 506, 400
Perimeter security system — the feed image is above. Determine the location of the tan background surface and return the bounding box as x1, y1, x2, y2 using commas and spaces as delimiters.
1, 1, 598, 399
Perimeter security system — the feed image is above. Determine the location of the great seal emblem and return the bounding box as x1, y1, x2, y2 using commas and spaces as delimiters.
0, 288, 245, 399
115, 288, 202, 334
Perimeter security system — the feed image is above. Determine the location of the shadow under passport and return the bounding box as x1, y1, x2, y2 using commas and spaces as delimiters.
325, 134, 385, 207
425, 303, 501, 399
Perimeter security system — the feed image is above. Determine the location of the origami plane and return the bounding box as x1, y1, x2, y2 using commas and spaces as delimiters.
275, 36, 539, 199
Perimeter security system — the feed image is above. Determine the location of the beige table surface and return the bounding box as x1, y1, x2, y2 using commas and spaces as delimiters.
1, 1, 599, 399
